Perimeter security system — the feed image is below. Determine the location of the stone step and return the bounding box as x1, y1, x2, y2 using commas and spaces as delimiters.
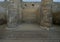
1, 40, 59, 42
3, 30, 48, 39
1, 30, 59, 40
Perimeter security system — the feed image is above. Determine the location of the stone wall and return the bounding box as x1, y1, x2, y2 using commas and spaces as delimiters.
7, 0, 22, 28
52, 3, 60, 25
22, 8, 39, 23
22, 2, 40, 8
52, 2, 60, 12
40, 0, 53, 29
4, 0, 60, 27
22, 2, 41, 23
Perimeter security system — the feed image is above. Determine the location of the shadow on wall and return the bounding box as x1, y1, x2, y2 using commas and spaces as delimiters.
0, 6, 7, 25
0, 17, 7, 25
53, 11, 60, 25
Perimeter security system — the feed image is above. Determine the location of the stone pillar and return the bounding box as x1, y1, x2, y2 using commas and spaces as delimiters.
18, 0, 22, 24
40, 0, 53, 30
7, 0, 22, 28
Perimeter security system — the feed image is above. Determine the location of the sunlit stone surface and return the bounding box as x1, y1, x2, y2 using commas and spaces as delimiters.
40, 0, 53, 30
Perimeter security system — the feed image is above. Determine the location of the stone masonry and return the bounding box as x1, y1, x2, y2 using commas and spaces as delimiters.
40, 0, 53, 30
7, 0, 53, 28
7, 0, 22, 28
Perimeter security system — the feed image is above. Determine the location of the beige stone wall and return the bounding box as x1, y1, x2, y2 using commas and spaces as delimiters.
22, 2, 40, 8
22, 2, 40, 23
22, 8, 39, 23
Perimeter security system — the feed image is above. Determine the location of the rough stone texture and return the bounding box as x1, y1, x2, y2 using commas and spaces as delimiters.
40, 0, 53, 29
7, 0, 22, 28
6, 0, 60, 26
22, 2, 41, 23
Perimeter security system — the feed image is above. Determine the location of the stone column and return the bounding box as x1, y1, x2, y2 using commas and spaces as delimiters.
18, 0, 22, 24
40, 0, 53, 30
7, 0, 22, 28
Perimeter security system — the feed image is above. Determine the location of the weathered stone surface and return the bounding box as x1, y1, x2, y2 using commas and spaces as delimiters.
7, 0, 22, 28
22, 2, 41, 23
40, 0, 53, 29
